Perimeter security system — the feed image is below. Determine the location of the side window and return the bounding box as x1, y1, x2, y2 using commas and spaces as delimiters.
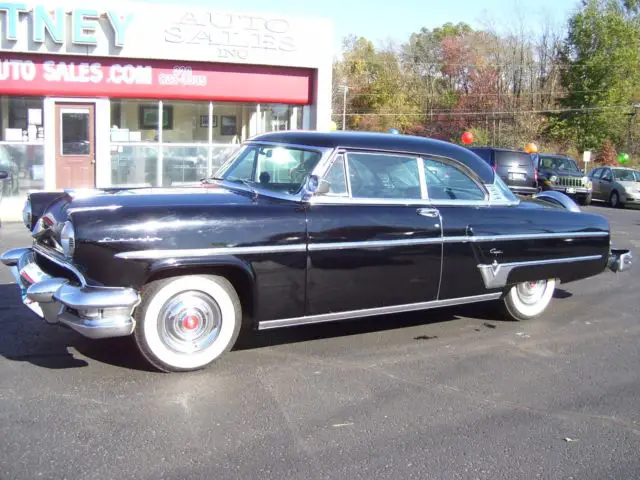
422, 158, 486, 201
345, 152, 421, 199
590, 168, 602, 179
602, 169, 612, 181
322, 154, 348, 196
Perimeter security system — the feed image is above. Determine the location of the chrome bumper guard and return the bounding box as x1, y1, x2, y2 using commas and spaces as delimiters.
0, 247, 140, 339
608, 248, 633, 273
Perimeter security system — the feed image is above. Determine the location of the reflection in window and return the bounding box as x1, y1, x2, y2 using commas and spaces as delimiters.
108, 99, 303, 188
346, 152, 421, 199
61, 110, 90, 155
323, 154, 348, 196
0, 96, 45, 194
111, 146, 159, 187
216, 144, 322, 194
422, 158, 486, 201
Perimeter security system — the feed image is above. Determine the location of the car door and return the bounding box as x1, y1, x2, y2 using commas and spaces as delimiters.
305, 150, 443, 316
600, 168, 614, 199
589, 168, 602, 199
417, 156, 498, 299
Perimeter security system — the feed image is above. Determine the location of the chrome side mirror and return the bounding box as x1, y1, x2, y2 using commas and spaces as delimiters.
306, 175, 331, 196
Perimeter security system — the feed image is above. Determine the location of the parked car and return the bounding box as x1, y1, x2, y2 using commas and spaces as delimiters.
535, 153, 593, 205
0, 145, 20, 196
1, 131, 633, 372
0, 169, 9, 216
588, 166, 640, 208
467, 147, 538, 195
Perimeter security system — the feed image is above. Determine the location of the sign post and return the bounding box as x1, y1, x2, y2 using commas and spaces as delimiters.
583, 151, 591, 173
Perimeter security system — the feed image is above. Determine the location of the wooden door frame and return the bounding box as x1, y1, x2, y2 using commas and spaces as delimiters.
44, 97, 110, 191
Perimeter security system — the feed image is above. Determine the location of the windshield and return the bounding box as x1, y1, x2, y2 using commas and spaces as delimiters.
214, 143, 324, 194
613, 169, 640, 182
539, 156, 580, 172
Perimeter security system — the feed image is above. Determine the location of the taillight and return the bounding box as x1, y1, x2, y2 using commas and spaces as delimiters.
534, 168, 539, 182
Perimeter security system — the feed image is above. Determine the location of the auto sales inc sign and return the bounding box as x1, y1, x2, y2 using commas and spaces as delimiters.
0, 3, 329, 68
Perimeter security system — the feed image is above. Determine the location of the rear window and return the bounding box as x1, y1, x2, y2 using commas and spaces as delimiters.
494, 151, 533, 169
469, 148, 492, 164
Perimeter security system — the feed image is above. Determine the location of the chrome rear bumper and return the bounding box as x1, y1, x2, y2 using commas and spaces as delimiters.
0, 247, 140, 339
608, 248, 633, 273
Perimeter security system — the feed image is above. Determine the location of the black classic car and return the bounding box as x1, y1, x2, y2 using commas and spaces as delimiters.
535, 153, 593, 205
1, 131, 633, 372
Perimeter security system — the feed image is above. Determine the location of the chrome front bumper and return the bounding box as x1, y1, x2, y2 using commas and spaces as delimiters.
608, 248, 633, 273
0, 247, 140, 339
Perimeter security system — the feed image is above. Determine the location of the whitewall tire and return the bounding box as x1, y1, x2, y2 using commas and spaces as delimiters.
502, 279, 556, 321
133, 275, 242, 372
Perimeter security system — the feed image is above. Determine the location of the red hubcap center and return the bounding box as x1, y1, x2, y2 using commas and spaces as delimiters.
182, 314, 199, 330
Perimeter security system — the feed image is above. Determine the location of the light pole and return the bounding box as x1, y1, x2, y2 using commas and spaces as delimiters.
341, 84, 348, 130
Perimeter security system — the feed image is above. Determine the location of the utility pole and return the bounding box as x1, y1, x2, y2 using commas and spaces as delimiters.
628, 103, 640, 154
341, 84, 348, 130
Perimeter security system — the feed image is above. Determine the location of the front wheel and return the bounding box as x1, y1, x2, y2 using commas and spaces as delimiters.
502, 279, 556, 321
610, 191, 624, 208
134, 275, 242, 372
578, 194, 592, 206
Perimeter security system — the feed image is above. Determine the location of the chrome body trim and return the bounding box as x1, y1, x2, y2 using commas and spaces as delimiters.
115, 231, 610, 260
258, 292, 503, 330
116, 243, 307, 260
443, 231, 609, 244
2, 247, 140, 339
477, 254, 604, 288
608, 248, 633, 273
33, 243, 87, 286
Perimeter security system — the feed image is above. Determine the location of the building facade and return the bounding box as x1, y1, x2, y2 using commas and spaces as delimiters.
0, 1, 333, 220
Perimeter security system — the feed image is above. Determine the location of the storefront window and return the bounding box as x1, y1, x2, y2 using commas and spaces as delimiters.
0, 96, 45, 195
108, 99, 302, 188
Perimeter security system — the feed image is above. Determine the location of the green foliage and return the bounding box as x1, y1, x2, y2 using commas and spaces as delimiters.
551, 0, 640, 150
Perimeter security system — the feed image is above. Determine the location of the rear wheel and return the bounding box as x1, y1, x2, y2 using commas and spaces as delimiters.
502, 279, 556, 321
133, 275, 242, 372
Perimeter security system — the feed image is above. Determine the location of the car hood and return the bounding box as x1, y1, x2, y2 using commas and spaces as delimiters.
539, 168, 584, 178
28, 182, 284, 245
617, 180, 640, 190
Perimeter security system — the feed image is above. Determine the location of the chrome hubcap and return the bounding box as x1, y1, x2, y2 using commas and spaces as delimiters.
516, 280, 547, 305
158, 291, 222, 354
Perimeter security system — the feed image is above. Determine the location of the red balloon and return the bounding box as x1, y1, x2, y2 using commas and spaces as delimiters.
461, 131, 474, 145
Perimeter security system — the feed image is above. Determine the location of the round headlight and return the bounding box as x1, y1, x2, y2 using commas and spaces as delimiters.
22, 199, 32, 230
60, 221, 76, 258
550, 175, 558, 183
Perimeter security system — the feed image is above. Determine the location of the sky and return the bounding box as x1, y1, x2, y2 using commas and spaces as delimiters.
138, 0, 581, 54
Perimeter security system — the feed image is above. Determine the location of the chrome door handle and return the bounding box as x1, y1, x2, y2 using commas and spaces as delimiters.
417, 207, 439, 218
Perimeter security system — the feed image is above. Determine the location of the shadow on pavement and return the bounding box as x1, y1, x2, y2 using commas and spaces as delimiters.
1, 282, 575, 371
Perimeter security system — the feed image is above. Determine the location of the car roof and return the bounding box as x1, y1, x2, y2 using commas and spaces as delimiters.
538, 153, 574, 159
468, 146, 529, 153
250, 131, 495, 183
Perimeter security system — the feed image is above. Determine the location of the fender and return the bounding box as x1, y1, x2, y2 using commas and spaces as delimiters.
533, 190, 581, 212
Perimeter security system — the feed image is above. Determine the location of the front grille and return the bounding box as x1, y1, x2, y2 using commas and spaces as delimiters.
556, 176, 583, 187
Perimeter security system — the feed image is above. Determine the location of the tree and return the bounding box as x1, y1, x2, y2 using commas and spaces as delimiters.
551, 0, 640, 150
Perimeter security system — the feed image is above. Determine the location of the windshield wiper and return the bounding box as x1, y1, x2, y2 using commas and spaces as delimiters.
201, 176, 259, 199
227, 178, 259, 200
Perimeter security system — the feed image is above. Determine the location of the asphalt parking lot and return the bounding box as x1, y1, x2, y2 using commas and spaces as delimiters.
0, 203, 639, 480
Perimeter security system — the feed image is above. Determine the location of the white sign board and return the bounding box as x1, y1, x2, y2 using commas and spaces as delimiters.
583, 151, 592, 163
